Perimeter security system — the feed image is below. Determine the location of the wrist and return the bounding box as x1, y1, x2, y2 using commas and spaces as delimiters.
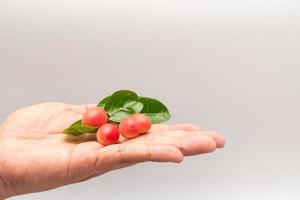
0, 179, 9, 199
0, 147, 13, 199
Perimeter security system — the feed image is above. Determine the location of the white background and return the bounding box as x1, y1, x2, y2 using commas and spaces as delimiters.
1, 0, 300, 199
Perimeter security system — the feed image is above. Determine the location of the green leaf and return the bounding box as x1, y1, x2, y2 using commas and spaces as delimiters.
121, 101, 143, 113
104, 90, 143, 115
63, 124, 98, 136
108, 111, 131, 123
108, 101, 143, 123
138, 97, 171, 124
98, 96, 110, 108
70, 119, 82, 126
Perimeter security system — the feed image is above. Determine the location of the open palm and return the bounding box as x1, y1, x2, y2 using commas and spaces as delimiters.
0, 102, 225, 198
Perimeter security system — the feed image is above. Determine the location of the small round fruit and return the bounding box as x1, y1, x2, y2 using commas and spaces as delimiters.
119, 116, 140, 138
97, 123, 120, 145
82, 107, 108, 127
132, 114, 152, 134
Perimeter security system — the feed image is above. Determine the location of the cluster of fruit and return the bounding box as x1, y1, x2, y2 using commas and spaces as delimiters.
64, 90, 170, 145
82, 107, 152, 145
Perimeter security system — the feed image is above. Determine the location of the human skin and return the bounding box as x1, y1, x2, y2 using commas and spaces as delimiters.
0, 102, 225, 199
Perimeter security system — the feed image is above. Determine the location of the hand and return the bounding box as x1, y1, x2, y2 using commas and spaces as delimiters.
0, 102, 225, 198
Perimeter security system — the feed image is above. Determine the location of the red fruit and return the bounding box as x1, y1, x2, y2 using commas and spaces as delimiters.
119, 116, 140, 138
82, 107, 108, 127
132, 114, 152, 134
97, 123, 120, 145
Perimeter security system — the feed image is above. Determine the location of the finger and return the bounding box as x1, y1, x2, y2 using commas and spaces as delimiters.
66, 104, 97, 114
68, 142, 184, 184
65, 142, 140, 184
164, 131, 225, 148
98, 143, 183, 166
66, 104, 86, 114
141, 135, 216, 156
170, 124, 201, 131
146, 130, 225, 148
64, 141, 103, 182
75, 162, 138, 183
194, 131, 225, 148
149, 124, 201, 132
86, 104, 98, 109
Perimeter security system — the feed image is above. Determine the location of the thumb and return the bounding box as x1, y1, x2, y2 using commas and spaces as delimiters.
65, 142, 183, 183
98, 143, 184, 166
